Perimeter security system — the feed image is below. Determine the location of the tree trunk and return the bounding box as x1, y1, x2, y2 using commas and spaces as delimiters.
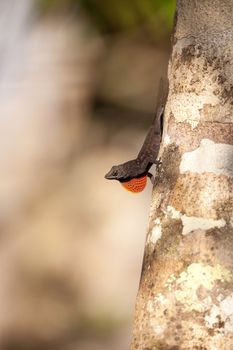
130, 0, 233, 349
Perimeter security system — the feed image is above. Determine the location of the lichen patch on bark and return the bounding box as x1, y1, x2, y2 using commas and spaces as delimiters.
205, 293, 233, 334
163, 134, 171, 146
166, 115, 233, 152
147, 218, 162, 245
181, 215, 226, 235
170, 93, 219, 129
165, 205, 226, 235
180, 139, 233, 178
170, 173, 233, 221
132, 261, 233, 349
172, 263, 232, 312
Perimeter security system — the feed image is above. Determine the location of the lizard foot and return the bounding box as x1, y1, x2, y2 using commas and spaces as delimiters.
147, 172, 155, 184
155, 158, 162, 171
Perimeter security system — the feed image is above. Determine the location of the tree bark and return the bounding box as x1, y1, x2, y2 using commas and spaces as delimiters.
130, 0, 233, 349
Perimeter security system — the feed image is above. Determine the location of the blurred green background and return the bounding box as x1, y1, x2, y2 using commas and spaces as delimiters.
38, 0, 175, 38
0, 1, 175, 349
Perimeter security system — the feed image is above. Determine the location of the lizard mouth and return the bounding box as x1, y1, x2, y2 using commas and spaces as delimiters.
104, 172, 116, 180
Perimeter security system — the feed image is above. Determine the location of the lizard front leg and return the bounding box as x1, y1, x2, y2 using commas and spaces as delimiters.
147, 172, 155, 184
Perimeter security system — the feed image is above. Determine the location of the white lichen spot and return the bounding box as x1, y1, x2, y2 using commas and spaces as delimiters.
174, 37, 195, 54
163, 134, 171, 145
171, 93, 219, 128
154, 293, 168, 306
165, 205, 226, 235
147, 218, 162, 245
166, 205, 181, 219
224, 317, 233, 333
147, 300, 155, 313
150, 317, 167, 336
220, 295, 233, 316
205, 294, 233, 334
149, 294, 169, 336
217, 294, 224, 302
165, 273, 176, 289
174, 263, 232, 312
205, 304, 222, 328
181, 215, 226, 235
180, 139, 233, 178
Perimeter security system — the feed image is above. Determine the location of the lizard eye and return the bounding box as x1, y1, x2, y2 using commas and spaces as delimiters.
112, 170, 118, 176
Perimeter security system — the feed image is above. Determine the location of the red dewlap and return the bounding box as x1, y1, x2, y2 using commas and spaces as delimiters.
121, 175, 147, 193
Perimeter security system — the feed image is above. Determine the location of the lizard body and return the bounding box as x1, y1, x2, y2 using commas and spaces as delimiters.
105, 79, 168, 193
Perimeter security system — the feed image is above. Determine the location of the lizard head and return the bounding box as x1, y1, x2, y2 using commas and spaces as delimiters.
105, 165, 126, 180
105, 165, 147, 193
105, 159, 147, 181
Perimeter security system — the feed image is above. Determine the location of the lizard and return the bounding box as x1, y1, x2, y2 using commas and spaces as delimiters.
104, 79, 168, 193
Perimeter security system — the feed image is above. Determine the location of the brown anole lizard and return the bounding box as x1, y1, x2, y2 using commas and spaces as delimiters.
105, 79, 168, 193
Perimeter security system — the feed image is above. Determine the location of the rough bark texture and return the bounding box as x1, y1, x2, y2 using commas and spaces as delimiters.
130, 1, 233, 349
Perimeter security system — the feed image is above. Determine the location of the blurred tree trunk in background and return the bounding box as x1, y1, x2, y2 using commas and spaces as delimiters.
130, 0, 233, 349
